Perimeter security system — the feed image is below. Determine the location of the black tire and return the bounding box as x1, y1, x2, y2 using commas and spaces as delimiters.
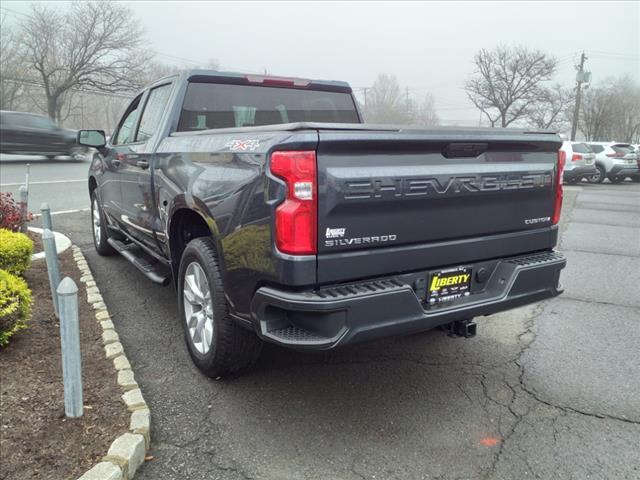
178, 237, 262, 378
90, 190, 116, 256
565, 177, 578, 185
632, 176, 640, 183
588, 165, 606, 184
608, 175, 624, 184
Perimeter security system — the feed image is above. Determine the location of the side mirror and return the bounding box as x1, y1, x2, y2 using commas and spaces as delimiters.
77, 130, 106, 149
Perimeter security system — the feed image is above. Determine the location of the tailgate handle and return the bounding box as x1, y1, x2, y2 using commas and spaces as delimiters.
443, 142, 488, 158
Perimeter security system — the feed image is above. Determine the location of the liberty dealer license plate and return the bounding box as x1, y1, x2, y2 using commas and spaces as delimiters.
427, 266, 472, 305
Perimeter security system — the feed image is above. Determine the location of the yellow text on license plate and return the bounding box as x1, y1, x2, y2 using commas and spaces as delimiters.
430, 273, 471, 290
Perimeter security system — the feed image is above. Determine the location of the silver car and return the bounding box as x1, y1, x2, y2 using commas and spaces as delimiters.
560, 141, 596, 184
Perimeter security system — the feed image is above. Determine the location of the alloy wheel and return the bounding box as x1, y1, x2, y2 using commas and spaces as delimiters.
92, 197, 101, 245
183, 262, 214, 355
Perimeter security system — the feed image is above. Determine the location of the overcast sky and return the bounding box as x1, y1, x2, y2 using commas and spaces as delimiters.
5, 1, 640, 124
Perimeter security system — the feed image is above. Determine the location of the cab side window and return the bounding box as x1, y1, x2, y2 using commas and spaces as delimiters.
136, 83, 173, 142
113, 95, 143, 145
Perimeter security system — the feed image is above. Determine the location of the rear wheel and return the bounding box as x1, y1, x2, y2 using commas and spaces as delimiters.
178, 237, 262, 378
588, 165, 605, 184
90, 191, 116, 256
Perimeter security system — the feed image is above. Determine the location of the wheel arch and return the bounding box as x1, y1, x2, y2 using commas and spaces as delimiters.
168, 206, 222, 281
88, 175, 97, 195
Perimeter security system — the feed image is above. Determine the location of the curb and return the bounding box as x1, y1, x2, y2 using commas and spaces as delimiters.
70, 245, 151, 480
27, 226, 72, 261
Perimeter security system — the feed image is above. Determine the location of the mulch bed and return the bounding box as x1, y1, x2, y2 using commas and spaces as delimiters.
27, 229, 43, 254
0, 248, 128, 479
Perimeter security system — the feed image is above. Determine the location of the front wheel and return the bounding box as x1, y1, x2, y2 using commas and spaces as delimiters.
178, 237, 262, 378
588, 165, 605, 184
90, 191, 116, 256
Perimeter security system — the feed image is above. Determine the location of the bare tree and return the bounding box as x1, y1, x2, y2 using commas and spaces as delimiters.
580, 76, 640, 142
608, 76, 640, 142
409, 93, 440, 127
465, 45, 556, 128
526, 84, 572, 131
0, 16, 27, 110
20, 1, 150, 124
579, 85, 615, 141
364, 73, 408, 124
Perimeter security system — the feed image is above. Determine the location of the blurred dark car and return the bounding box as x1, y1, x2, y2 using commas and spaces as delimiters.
0, 110, 78, 159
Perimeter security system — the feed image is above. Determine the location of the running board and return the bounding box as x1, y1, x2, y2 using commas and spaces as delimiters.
107, 238, 171, 286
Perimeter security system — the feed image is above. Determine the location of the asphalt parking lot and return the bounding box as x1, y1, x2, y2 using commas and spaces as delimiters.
12, 160, 640, 479
0, 155, 90, 213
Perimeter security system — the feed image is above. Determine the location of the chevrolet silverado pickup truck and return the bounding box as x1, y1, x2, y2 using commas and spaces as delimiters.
78, 70, 567, 377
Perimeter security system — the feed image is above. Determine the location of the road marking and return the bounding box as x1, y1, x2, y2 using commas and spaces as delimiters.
32, 208, 90, 217
0, 179, 86, 187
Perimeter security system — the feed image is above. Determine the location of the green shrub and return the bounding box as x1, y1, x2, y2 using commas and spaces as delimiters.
0, 269, 32, 347
0, 229, 33, 276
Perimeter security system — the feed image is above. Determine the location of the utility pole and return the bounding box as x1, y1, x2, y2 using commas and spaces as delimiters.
405, 87, 410, 115
570, 52, 587, 141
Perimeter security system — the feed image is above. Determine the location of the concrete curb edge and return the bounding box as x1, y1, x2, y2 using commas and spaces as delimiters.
27, 226, 72, 260
70, 245, 151, 480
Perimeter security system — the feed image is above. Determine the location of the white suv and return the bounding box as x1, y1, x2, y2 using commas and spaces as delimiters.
587, 142, 639, 183
559, 141, 596, 184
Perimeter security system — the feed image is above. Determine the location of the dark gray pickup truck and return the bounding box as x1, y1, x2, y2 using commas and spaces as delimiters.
79, 70, 566, 377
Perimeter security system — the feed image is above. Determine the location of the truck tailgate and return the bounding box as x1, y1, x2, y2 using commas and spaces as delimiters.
316, 129, 562, 283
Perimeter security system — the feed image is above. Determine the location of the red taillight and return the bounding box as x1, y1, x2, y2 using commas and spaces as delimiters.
606, 152, 624, 158
270, 150, 317, 255
553, 150, 565, 225
571, 153, 582, 162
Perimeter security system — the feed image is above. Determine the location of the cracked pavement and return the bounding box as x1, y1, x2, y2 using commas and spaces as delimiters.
44, 181, 640, 480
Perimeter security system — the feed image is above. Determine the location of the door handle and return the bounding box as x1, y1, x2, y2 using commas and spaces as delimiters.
136, 159, 149, 170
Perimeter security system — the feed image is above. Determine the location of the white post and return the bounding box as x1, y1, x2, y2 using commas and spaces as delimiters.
57, 277, 83, 418
41, 202, 53, 231
19, 185, 28, 233
42, 229, 61, 317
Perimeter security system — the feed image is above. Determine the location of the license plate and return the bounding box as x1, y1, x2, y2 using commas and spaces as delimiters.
426, 266, 472, 305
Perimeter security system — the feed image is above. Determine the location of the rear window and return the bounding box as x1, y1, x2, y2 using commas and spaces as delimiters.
177, 82, 359, 131
571, 143, 592, 153
612, 146, 631, 154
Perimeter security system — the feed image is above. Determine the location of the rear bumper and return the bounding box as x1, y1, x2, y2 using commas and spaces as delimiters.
250, 250, 566, 349
609, 164, 639, 177
563, 165, 596, 180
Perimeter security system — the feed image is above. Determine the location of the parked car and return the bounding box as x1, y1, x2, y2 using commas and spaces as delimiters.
78, 70, 566, 378
0, 110, 79, 159
633, 145, 640, 182
586, 142, 639, 183
559, 141, 596, 184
